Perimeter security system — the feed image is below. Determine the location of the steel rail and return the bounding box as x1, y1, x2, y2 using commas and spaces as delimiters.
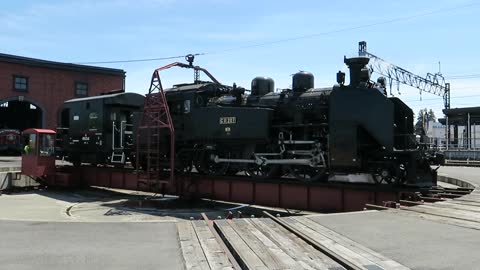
263, 211, 365, 270
201, 213, 243, 270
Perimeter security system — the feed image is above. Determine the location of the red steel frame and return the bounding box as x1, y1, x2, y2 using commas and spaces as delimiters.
136, 59, 221, 190
136, 69, 176, 188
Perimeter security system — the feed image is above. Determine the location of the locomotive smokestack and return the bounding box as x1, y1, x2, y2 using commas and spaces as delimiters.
344, 56, 370, 87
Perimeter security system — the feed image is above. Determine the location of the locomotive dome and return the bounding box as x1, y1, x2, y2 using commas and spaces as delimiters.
251, 76, 274, 96
292, 71, 314, 92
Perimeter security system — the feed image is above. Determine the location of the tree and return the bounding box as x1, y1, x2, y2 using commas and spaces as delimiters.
415, 108, 436, 134
427, 109, 436, 122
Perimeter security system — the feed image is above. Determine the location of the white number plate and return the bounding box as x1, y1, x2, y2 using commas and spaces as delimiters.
219, 117, 236, 124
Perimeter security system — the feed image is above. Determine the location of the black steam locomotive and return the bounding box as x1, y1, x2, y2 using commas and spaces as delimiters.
158, 56, 437, 186
59, 56, 439, 186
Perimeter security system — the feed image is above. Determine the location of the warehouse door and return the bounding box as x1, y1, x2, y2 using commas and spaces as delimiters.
0, 100, 43, 131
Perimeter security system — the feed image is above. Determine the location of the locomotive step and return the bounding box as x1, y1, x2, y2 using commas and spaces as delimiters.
110, 152, 125, 163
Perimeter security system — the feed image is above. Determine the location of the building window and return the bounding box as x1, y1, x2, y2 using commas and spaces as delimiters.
13, 75, 28, 91
75, 82, 88, 96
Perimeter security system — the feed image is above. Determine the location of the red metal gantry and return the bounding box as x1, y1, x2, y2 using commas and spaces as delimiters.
136, 68, 176, 191
135, 54, 221, 192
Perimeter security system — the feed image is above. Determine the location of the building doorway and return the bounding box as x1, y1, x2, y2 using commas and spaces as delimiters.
0, 99, 43, 131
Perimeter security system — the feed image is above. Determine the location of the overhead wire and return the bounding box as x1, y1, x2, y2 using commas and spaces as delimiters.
72, 1, 480, 111
404, 93, 480, 103
446, 74, 480, 80
202, 1, 479, 55
75, 54, 204, 65
74, 1, 479, 65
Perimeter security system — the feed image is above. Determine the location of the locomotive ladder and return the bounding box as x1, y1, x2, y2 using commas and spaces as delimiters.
136, 69, 175, 191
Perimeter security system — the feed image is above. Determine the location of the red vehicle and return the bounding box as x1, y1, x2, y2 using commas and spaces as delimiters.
21, 129, 56, 179
0, 129, 22, 155
21, 128, 79, 187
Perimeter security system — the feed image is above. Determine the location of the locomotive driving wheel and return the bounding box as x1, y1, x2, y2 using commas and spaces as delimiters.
370, 162, 407, 185
245, 144, 281, 179
286, 143, 327, 182
287, 165, 326, 182
372, 167, 394, 184
245, 159, 281, 179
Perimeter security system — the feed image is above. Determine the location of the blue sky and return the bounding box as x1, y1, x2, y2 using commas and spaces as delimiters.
1, 0, 479, 119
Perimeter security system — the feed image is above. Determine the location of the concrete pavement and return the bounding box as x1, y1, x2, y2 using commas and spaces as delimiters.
438, 166, 480, 187
0, 220, 183, 270
0, 159, 478, 269
308, 210, 480, 270
0, 188, 238, 269
304, 166, 480, 270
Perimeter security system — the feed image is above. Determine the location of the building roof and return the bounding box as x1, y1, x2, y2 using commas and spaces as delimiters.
64, 92, 143, 103
443, 106, 480, 116
440, 106, 480, 125
0, 53, 125, 76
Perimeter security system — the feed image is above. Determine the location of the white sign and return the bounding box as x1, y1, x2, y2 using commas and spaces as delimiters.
219, 117, 236, 125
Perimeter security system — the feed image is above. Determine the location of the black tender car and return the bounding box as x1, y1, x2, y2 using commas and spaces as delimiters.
58, 92, 144, 166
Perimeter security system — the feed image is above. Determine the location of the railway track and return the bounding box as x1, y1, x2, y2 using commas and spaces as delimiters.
178, 212, 411, 270
365, 185, 474, 209
177, 184, 475, 270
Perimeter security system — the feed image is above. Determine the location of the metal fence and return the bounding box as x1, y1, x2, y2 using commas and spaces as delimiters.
425, 137, 480, 151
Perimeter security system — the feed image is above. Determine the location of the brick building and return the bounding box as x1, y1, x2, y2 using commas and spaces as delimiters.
0, 53, 125, 130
